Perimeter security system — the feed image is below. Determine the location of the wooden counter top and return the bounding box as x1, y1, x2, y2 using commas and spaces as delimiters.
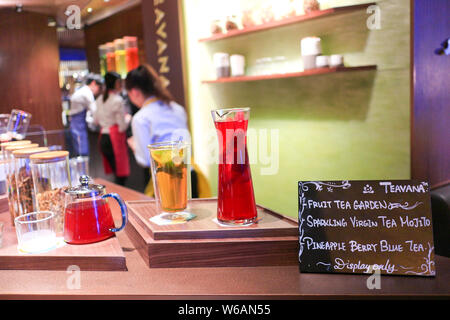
0, 179, 449, 299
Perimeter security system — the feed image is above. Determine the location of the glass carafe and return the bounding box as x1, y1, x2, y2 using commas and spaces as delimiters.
114, 38, 127, 78
63, 175, 128, 244
124, 36, 139, 71
211, 107, 257, 225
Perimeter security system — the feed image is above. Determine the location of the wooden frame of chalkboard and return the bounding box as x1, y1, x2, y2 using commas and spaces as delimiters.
298, 180, 435, 276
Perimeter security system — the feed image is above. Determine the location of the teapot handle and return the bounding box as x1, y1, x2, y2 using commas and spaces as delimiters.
102, 193, 128, 232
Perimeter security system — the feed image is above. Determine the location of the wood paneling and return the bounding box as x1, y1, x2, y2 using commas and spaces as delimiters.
412, 0, 450, 187
84, 4, 145, 74
0, 9, 63, 131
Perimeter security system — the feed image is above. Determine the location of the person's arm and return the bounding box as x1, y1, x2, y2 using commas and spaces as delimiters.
114, 98, 131, 133
92, 98, 101, 125
131, 116, 152, 167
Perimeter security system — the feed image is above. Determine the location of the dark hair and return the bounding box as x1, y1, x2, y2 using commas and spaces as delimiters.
125, 64, 174, 104
103, 72, 121, 102
85, 73, 103, 86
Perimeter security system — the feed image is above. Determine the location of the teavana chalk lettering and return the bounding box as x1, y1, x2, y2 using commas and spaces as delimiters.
304, 199, 423, 211
379, 181, 427, 193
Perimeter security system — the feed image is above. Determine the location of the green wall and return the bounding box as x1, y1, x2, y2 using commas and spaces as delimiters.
182, 0, 410, 218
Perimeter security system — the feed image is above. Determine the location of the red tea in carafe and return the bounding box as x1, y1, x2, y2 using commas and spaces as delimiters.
214, 112, 257, 224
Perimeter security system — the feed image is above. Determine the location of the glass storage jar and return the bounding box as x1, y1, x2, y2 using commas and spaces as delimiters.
0, 140, 31, 196
30, 151, 71, 235
4, 143, 38, 225
13, 147, 49, 217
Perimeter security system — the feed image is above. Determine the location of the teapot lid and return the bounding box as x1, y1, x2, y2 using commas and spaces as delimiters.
64, 175, 105, 198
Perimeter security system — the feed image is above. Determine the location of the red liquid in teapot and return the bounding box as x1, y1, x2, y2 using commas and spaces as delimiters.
64, 199, 115, 244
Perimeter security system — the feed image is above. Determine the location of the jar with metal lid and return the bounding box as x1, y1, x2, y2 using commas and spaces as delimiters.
30, 151, 71, 234
4, 143, 39, 224
63, 175, 128, 244
13, 147, 49, 217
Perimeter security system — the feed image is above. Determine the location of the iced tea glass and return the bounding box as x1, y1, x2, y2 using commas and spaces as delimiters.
148, 141, 191, 213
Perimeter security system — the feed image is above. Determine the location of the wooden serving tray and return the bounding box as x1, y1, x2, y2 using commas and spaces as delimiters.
125, 199, 299, 268
0, 210, 127, 271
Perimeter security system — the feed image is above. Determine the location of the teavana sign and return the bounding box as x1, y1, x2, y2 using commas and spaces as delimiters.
298, 180, 435, 276
141, 0, 186, 106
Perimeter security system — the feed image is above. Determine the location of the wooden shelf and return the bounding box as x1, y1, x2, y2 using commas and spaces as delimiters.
199, 3, 376, 43
202, 65, 377, 84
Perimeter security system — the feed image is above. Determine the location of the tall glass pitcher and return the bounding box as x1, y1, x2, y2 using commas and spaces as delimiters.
211, 107, 257, 226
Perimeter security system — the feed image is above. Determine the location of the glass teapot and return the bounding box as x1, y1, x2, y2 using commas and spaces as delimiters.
63, 175, 128, 244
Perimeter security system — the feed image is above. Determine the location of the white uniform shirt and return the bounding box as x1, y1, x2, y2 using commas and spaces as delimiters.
69, 85, 96, 116
131, 97, 190, 167
94, 93, 130, 134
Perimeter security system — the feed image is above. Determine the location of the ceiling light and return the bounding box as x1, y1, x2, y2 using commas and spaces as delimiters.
87, 7, 93, 13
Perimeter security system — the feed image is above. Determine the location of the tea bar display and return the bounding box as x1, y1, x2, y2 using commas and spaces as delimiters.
30, 151, 71, 234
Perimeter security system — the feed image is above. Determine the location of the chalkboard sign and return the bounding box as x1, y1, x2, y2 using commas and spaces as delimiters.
298, 180, 435, 276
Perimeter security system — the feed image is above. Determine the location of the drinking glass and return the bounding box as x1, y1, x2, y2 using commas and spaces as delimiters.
211, 107, 257, 225
148, 141, 191, 213
0, 114, 10, 143
7, 109, 32, 141
14, 211, 57, 253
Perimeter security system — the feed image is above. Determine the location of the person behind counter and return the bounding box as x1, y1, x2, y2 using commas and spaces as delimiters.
125, 65, 211, 198
94, 72, 132, 186
69, 74, 103, 157
124, 64, 191, 192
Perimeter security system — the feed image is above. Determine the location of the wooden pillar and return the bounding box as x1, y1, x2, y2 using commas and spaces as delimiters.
411, 0, 450, 187
141, 0, 187, 107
